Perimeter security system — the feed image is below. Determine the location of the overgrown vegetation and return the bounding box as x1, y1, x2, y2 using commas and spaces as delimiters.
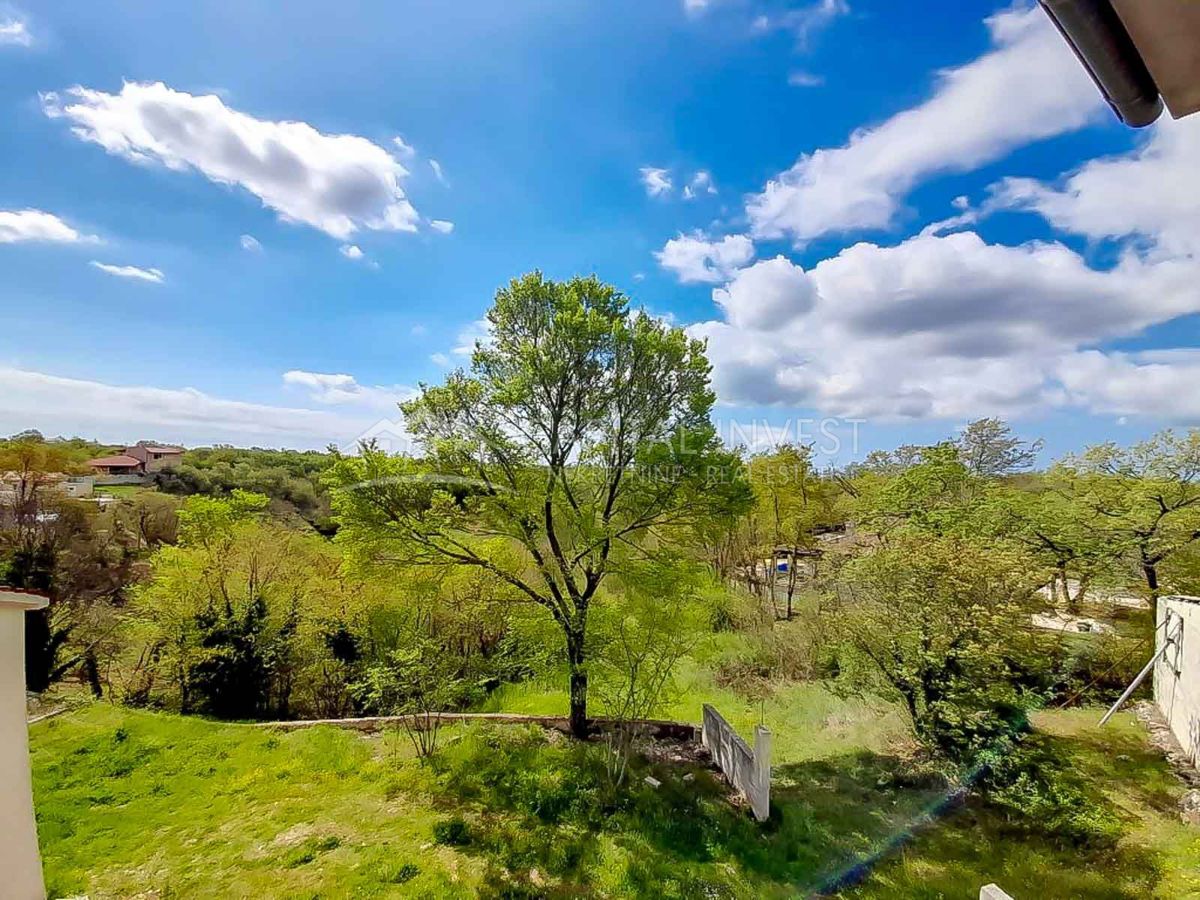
13, 274, 1200, 896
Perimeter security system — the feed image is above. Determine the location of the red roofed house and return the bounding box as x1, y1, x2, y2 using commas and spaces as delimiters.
87, 443, 184, 477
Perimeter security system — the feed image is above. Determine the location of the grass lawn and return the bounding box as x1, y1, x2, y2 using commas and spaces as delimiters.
31, 689, 1200, 898
92, 484, 157, 498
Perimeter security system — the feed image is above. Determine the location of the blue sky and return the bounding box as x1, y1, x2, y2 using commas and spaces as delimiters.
1, 0, 1197, 464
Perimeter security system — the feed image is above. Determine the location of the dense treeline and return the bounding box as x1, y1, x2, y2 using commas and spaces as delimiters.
153, 446, 337, 532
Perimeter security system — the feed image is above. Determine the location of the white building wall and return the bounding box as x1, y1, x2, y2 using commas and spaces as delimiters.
1154, 596, 1200, 765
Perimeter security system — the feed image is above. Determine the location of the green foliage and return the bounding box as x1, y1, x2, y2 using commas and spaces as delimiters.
353, 637, 467, 757
126, 492, 363, 718
858, 442, 983, 536
153, 446, 336, 531
328, 271, 751, 734
433, 817, 472, 846
834, 534, 1043, 762
1058, 429, 1200, 601
983, 736, 1123, 849
955, 417, 1044, 477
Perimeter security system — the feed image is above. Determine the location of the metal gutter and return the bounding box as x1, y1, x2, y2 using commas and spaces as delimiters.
1040, 0, 1164, 127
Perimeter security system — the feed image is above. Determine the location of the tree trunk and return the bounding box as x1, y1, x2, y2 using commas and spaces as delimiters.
569, 666, 588, 738
84, 649, 104, 699
567, 631, 589, 738
1143, 561, 1160, 618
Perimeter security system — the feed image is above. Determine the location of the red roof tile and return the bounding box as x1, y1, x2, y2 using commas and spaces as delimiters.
87, 455, 142, 467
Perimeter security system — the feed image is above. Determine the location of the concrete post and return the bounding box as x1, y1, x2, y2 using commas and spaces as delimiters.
751, 725, 772, 822
0, 590, 48, 900
980, 884, 1014, 900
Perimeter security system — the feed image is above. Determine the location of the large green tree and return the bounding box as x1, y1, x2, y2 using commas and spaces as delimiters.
327, 272, 749, 736
1059, 429, 1200, 610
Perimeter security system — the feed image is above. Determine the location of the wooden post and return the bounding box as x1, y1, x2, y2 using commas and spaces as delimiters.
0, 590, 48, 900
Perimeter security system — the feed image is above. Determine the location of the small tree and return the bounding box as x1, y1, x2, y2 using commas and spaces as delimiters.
353, 638, 465, 760
592, 561, 701, 784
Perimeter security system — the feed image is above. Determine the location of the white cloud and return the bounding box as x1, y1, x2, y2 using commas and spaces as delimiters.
429, 158, 447, 185
639, 166, 672, 197
682, 170, 717, 200
0, 367, 377, 450
339, 243, 364, 260
430, 352, 450, 366
759, 0, 849, 48
410, 324, 428, 337
712, 256, 817, 330
0, 209, 95, 244
993, 113, 1200, 259
0, 15, 31, 46
90, 261, 164, 283
690, 231, 1200, 420
392, 135, 416, 159
453, 319, 492, 356
683, 0, 715, 13
282, 370, 415, 410
42, 81, 420, 240
656, 231, 754, 284
429, 219, 455, 234
1057, 350, 1200, 423
787, 70, 825, 88
239, 233, 263, 252
746, 6, 1104, 244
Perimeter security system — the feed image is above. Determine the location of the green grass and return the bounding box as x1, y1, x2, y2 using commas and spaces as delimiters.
480, 650, 910, 766
32, 705, 477, 897
92, 484, 156, 498
31, 699, 1200, 898
839, 709, 1200, 899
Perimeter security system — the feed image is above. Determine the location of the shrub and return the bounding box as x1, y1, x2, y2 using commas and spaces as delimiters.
433, 817, 471, 846
982, 738, 1123, 849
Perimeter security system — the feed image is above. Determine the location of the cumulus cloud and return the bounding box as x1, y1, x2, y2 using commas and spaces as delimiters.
656, 232, 754, 284
690, 231, 1200, 420
282, 370, 415, 410
429, 159, 447, 185
429, 219, 454, 234
712, 256, 817, 330
430, 352, 450, 366
0, 209, 95, 244
746, 6, 1104, 244
0, 367, 376, 449
1058, 350, 1200, 423
42, 81, 420, 240
1, 15, 31, 46
90, 261, 164, 283
339, 243, 364, 260
639, 166, 673, 197
993, 113, 1200, 259
239, 233, 263, 252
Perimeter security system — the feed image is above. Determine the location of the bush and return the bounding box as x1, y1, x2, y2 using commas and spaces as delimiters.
433, 817, 471, 846
982, 738, 1123, 849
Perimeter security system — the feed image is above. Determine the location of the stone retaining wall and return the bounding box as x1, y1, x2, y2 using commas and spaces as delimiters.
251, 712, 697, 741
